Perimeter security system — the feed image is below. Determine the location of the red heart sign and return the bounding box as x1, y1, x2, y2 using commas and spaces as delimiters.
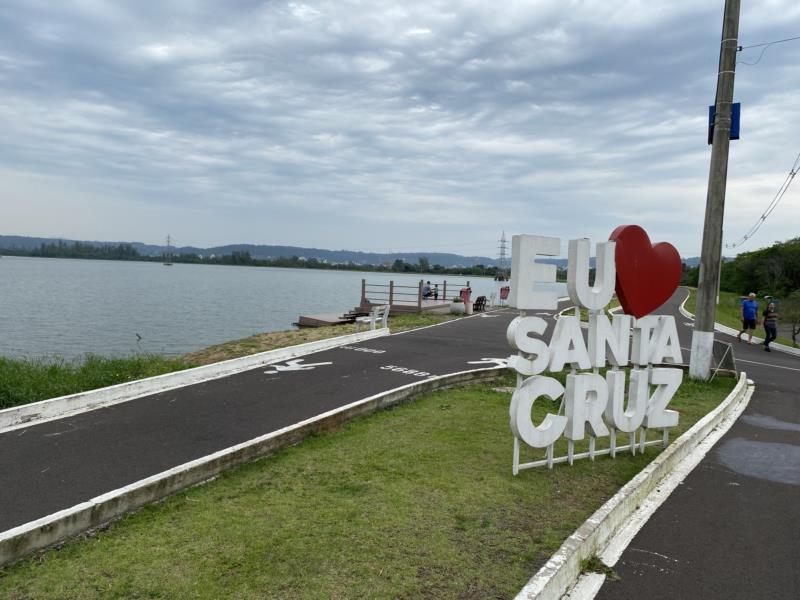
609, 225, 682, 318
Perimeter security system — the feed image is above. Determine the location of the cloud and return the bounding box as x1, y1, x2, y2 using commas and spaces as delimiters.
1, 0, 799, 257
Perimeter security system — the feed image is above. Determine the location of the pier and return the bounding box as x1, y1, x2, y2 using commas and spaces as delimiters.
297, 278, 470, 327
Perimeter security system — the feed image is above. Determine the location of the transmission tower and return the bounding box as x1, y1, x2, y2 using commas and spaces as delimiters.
498, 231, 508, 273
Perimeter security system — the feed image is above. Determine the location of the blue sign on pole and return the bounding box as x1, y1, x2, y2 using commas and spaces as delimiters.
708, 102, 740, 145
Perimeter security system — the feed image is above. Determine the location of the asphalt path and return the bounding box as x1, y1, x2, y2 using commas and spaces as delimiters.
1, 305, 567, 532
596, 289, 800, 599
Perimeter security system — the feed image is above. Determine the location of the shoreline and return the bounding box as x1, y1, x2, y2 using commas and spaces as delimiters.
0, 312, 460, 411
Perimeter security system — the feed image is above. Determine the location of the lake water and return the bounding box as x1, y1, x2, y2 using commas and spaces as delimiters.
0, 256, 566, 360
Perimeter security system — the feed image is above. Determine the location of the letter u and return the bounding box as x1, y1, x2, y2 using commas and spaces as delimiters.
567, 238, 616, 311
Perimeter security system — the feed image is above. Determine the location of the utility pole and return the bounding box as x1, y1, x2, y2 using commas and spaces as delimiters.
690, 0, 741, 380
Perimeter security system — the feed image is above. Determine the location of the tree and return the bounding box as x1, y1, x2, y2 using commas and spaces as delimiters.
782, 291, 800, 347
681, 263, 700, 287
418, 257, 430, 273
721, 237, 800, 296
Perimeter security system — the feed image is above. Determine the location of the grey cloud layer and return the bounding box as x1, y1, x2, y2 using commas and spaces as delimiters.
1, 1, 799, 255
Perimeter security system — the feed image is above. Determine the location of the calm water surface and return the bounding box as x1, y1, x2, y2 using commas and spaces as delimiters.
0, 256, 565, 359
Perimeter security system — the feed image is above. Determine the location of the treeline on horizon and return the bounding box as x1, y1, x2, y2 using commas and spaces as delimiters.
680, 236, 800, 299
0, 240, 524, 278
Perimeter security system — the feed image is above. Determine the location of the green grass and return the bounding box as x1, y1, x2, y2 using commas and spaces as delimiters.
684, 288, 796, 347
0, 354, 193, 410
388, 312, 460, 332
0, 371, 735, 599
574, 298, 622, 323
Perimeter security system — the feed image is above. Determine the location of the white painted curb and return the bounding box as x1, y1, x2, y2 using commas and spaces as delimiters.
515, 371, 752, 600
0, 328, 390, 433
679, 290, 800, 357
0, 366, 503, 568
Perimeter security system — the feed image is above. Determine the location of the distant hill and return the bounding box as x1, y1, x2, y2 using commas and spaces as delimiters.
0, 235, 710, 269
0, 235, 501, 268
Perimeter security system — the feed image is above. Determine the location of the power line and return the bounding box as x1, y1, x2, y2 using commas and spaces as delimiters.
737, 34, 800, 65
738, 34, 800, 50
726, 152, 800, 249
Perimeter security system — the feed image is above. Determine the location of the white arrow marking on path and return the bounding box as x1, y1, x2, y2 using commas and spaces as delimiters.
477, 313, 499, 318
264, 358, 333, 374
467, 357, 509, 368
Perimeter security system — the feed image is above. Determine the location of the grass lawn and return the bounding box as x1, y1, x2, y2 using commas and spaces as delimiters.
0, 371, 735, 599
0, 354, 192, 410
683, 288, 796, 347
0, 313, 460, 410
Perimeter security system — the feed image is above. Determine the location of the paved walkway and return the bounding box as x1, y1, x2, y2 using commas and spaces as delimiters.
0, 307, 530, 532
595, 289, 800, 599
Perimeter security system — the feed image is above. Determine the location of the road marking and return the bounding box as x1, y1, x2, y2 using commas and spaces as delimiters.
477, 313, 499, 318
341, 345, 386, 354
379, 365, 431, 377
263, 359, 333, 374
736, 358, 800, 372
467, 357, 508, 368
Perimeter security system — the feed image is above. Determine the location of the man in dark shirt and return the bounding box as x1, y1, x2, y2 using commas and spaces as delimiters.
762, 302, 779, 352
737, 292, 759, 344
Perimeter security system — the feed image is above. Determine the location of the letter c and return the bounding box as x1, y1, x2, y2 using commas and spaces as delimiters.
510, 376, 567, 448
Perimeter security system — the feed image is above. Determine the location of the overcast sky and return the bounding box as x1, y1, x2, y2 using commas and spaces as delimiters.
1, 1, 799, 258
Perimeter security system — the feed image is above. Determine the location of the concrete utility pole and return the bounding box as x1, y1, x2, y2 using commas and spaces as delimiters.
690, 0, 741, 380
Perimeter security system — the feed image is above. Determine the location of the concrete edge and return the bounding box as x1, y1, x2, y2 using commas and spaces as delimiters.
515, 371, 751, 600
678, 288, 800, 357
0, 366, 503, 568
0, 328, 390, 433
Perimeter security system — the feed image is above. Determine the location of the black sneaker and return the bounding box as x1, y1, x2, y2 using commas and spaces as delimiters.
765, 347, 771, 352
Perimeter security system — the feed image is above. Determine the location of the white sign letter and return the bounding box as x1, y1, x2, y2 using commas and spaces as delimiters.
589, 313, 632, 368
506, 316, 551, 375
649, 316, 684, 365
604, 369, 648, 432
644, 368, 682, 428
631, 315, 660, 367
565, 373, 610, 440
549, 316, 591, 372
510, 376, 568, 448
510, 235, 560, 310
567, 238, 616, 311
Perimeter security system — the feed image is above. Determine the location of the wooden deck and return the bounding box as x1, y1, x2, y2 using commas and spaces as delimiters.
297, 300, 453, 328
296, 313, 353, 327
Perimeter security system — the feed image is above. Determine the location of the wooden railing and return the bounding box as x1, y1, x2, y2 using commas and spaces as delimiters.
361, 279, 471, 309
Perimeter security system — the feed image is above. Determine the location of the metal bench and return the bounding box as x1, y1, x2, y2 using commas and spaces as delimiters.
354, 304, 390, 331
473, 296, 487, 312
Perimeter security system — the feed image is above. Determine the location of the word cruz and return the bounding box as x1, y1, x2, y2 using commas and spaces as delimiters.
506, 234, 684, 472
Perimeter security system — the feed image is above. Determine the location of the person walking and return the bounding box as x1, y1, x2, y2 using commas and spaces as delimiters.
737, 292, 759, 344
762, 302, 779, 352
